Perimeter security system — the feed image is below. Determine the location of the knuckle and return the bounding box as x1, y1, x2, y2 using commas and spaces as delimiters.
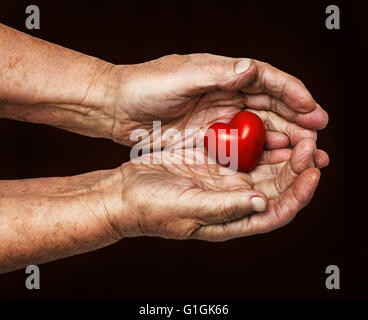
156, 54, 188, 70
185, 52, 211, 63
195, 52, 213, 60
293, 75, 306, 88
163, 53, 183, 61
243, 216, 255, 235
269, 95, 278, 112
187, 221, 202, 239
263, 62, 272, 69
220, 201, 242, 222
175, 218, 202, 239
201, 58, 220, 75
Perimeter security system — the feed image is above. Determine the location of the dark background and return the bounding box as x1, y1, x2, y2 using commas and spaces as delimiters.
0, 0, 365, 300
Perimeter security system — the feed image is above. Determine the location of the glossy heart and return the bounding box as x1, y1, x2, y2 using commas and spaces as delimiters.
204, 111, 266, 172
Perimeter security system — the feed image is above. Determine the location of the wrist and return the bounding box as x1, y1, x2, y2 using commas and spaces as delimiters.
73, 60, 121, 140
0, 172, 125, 272
93, 64, 134, 145
75, 168, 124, 242
80, 165, 141, 240
96, 163, 145, 238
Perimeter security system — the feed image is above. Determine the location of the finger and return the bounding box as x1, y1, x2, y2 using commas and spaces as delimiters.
194, 168, 320, 241
259, 148, 329, 168
258, 148, 292, 165
265, 131, 290, 149
192, 188, 267, 225
295, 104, 329, 130
253, 138, 316, 199
314, 149, 329, 168
243, 93, 297, 123
185, 54, 258, 92
243, 93, 329, 130
245, 168, 321, 235
248, 109, 317, 145
135, 54, 258, 102
169, 54, 328, 130
243, 60, 317, 113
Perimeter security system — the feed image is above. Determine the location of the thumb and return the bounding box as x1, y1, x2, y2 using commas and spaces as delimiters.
184, 53, 258, 92
191, 188, 267, 225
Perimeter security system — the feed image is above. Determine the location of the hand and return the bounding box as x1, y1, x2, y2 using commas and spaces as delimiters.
104, 54, 328, 149
108, 138, 328, 241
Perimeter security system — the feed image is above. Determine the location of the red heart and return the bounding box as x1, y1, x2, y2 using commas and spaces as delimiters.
204, 111, 266, 172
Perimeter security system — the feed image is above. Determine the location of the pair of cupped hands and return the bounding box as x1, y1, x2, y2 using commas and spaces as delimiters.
95, 53, 329, 242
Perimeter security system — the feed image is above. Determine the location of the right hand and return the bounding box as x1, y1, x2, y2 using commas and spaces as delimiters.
107, 138, 328, 242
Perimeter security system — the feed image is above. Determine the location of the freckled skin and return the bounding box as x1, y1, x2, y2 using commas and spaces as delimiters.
0, 24, 329, 273
0, 171, 122, 274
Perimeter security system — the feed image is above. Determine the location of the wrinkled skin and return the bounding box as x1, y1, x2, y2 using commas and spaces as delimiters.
0, 24, 332, 273
107, 54, 328, 150
100, 54, 329, 241
115, 139, 324, 241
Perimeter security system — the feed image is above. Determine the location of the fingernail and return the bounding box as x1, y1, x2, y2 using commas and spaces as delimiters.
251, 197, 266, 212
235, 58, 251, 74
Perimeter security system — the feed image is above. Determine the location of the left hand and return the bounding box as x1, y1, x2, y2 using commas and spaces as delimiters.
102, 53, 328, 150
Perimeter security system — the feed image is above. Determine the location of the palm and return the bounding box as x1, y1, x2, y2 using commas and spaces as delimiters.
122, 144, 319, 241
111, 54, 327, 148
159, 90, 244, 148
114, 89, 240, 148
115, 88, 315, 151
110, 54, 327, 241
